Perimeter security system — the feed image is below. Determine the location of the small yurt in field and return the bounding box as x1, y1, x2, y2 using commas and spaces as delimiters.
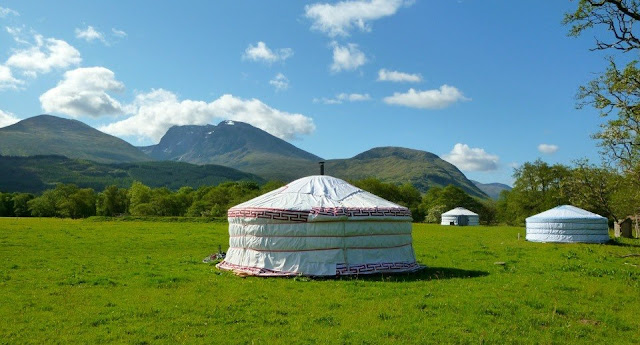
525, 205, 609, 243
441, 207, 479, 226
217, 175, 419, 276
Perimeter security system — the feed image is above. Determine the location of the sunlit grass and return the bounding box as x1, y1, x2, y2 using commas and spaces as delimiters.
1, 218, 639, 344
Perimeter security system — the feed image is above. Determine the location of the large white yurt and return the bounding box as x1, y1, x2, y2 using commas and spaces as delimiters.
217, 175, 419, 276
441, 207, 479, 226
525, 205, 609, 243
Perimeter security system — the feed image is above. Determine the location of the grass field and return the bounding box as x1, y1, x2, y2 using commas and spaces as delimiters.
1, 218, 640, 344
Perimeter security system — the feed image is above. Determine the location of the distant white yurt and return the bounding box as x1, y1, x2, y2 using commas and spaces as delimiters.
441, 207, 479, 226
217, 175, 419, 276
525, 205, 609, 243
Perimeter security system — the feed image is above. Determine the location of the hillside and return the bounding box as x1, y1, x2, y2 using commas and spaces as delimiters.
0, 115, 151, 163
142, 123, 487, 197
326, 147, 487, 198
472, 180, 512, 199
0, 155, 263, 193
144, 120, 322, 181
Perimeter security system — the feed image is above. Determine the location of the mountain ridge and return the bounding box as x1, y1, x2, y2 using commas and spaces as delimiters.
0, 115, 151, 163
1, 115, 488, 198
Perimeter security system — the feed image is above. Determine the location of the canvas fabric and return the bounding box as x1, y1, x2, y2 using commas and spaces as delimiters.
525, 205, 609, 243
440, 207, 479, 226
217, 175, 419, 276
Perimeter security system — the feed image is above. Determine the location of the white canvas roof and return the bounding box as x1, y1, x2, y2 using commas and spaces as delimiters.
229, 175, 412, 222
526, 205, 607, 223
218, 175, 418, 276
441, 207, 478, 216
526, 205, 609, 243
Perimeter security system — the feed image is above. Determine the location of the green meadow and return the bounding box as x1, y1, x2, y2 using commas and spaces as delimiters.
1, 218, 639, 344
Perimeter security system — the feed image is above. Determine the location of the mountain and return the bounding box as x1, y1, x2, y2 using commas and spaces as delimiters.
471, 180, 512, 200
326, 147, 487, 198
0, 155, 263, 193
145, 120, 323, 181
142, 121, 487, 198
0, 115, 151, 163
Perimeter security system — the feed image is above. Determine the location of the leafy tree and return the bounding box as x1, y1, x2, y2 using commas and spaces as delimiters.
27, 184, 96, 218
260, 180, 286, 193
150, 187, 180, 216
128, 181, 152, 212
65, 188, 97, 218
28, 190, 58, 217
352, 178, 424, 221
565, 1, 640, 180
496, 160, 570, 225
12, 193, 33, 217
425, 204, 446, 224
130, 203, 155, 216
563, 159, 622, 221
186, 200, 211, 217
174, 186, 195, 216
0, 192, 12, 216
97, 185, 129, 216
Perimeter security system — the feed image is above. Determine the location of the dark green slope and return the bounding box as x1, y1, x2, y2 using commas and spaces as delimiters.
0, 115, 151, 163
326, 147, 488, 198
0, 155, 264, 193
145, 120, 323, 182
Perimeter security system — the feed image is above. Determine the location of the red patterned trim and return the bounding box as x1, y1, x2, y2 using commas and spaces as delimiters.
310, 207, 411, 218
228, 206, 411, 222
336, 262, 420, 275
227, 208, 309, 222
216, 260, 421, 276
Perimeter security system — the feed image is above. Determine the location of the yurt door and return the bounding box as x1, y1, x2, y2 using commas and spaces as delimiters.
459, 215, 469, 226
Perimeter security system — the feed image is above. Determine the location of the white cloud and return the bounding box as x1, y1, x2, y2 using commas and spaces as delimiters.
243, 41, 293, 63
314, 92, 371, 104
331, 42, 366, 72
269, 73, 289, 91
305, 0, 410, 37
75, 26, 105, 43
340, 93, 370, 101
538, 144, 558, 154
377, 68, 422, 82
39, 67, 125, 117
99, 89, 315, 142
0, 109, 20, 127
5, 26, 30, 45
6, 34, 81, 76
111, 28, 127, 37
508, 162, 520, 169
443, 143, 499, 172
383, 85, 469, 109
0, 7, 19, 17
0, 65, 23, 90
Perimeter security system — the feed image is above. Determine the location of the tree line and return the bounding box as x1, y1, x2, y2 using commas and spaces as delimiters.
2, 165, 636, 226
496, 159, 639, 226
0, 178, 497, 223
0, 180, 284, 219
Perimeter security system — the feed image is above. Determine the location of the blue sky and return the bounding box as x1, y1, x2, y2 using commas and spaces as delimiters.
0, 1, 610, 185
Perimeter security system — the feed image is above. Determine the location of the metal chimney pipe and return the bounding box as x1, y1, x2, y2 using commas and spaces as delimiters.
319, 161, 325, 175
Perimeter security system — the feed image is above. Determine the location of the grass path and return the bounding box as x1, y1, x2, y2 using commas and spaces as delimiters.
1, 218, 639, 344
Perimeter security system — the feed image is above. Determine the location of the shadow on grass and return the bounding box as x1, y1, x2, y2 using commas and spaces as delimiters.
607, 239, 640, 248
331, 266, 489, 282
